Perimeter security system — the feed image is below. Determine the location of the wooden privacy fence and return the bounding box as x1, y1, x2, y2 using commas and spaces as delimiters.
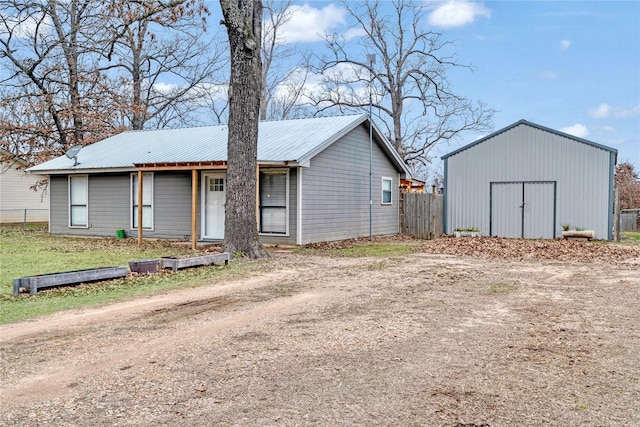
621, 209, 639, 231
400, 192, 444, 239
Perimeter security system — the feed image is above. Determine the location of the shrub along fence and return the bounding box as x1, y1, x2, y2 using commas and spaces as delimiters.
400, 192, 444, 240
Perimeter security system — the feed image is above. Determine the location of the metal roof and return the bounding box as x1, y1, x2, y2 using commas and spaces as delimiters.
30, 114, 409, 175
441, 119, 618, 161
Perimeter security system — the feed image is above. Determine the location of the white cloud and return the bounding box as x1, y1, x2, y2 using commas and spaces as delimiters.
615, 104, 640, 118
153, 82, 179, 94
588, 103, 640, 119
279, 4, 354, 44
428, 1, 491, 28
193, 82, 229, 101
560, 124, 589, 138
1, 12, 51, 39
560, 39, 571, 50
588, 103, 611, 118
538, 70, 557, 80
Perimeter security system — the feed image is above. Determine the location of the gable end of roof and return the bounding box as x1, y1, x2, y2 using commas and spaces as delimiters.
441, 119, 618, 160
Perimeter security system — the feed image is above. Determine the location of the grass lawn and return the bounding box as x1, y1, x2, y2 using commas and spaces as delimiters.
621, 231, 640, 241
1, 226, 421, 324
0, 224, 258, 324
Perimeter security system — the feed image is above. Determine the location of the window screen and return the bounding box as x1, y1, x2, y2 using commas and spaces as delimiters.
259, 171, 287, 234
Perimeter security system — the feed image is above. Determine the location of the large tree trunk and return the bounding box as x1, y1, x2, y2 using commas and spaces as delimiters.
220, 0, 270, 258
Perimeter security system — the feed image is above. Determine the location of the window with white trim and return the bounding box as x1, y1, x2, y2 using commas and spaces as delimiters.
131, 173, 154, 229
382, 177, 392, 205
259, 169, 288, 234
69, 175, 88, 227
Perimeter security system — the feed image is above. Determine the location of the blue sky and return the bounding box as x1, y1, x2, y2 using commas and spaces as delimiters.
2, 1, 637, 172
441, 1, 640, 167
206, 0, 639, 171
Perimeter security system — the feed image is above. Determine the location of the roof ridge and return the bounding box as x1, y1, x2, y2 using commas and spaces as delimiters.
119, 114, 365, 133
259, 113, 365, 124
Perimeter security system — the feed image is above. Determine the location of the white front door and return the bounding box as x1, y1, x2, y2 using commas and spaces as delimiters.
202, 173, 225, 239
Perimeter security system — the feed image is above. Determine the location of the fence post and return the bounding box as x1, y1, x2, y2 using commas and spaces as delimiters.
23, 209, 27, 230
614, 188, 621, 241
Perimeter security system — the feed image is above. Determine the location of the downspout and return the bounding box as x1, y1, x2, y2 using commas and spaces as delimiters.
607, 152, 616, 241
297, 167, 302, 246
443, 158, 448, 234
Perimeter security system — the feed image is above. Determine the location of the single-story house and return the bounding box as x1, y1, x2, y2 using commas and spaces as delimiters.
442, 120, 617, 240
1, 149, 49, 224
29, 114, 410, 247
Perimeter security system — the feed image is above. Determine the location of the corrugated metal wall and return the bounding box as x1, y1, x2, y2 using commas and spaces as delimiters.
445, 123, 613, 239
490, 182, 522, 238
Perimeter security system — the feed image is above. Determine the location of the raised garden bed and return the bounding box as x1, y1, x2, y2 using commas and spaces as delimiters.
454, 231, 481, 238
161, 252, 230, 272
13, 266, 128, 295
562, 230, 595, 241
128, 259, 161, 275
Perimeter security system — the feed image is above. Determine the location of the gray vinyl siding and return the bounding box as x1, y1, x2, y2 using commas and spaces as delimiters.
445, 124, 613, 239
50, 172, 197, 239
49, 175, 69, 234
300, 124, 399, 244
128, 172, 196, 239
47, 124, 403, 245
50, 173, 130, 237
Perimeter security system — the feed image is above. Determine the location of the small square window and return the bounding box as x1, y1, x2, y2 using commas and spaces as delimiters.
210, 178, 224, 192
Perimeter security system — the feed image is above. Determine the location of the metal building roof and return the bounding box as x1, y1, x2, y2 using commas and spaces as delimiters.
441, 119, 618, 161
30, 114, 408, 175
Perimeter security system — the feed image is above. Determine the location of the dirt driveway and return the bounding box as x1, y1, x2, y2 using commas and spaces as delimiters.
1, 240, 639, 426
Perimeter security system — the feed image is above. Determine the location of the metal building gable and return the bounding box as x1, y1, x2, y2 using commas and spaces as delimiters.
442, 119, 618, 160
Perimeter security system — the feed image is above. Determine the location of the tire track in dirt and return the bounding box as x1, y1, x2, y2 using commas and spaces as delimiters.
3, 288, 333, 405
0, 254, 372, 407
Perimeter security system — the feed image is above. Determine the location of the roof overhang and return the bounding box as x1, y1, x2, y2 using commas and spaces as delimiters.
31, 160, 298, 174
29, 166, 137, 175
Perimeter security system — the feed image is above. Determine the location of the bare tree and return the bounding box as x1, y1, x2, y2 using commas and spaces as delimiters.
103, 0, 228, 130
259, 0, 314, 120
220, 0, 270, 258
193, 82, 229, 124
615, 162, 640, 209
0, 0, 123, 163
1, 0, 227, 166
312, 0, 494, 171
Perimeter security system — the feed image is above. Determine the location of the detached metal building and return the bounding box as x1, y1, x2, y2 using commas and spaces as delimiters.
442, 120, 617, 240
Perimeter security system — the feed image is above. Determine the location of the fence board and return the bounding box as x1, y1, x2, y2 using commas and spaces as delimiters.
400, 192, 443, 239
621, 210, 639, 231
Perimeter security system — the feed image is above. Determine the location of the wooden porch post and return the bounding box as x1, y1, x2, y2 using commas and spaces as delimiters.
192, 169, 198, 250
137, 170, 143, 247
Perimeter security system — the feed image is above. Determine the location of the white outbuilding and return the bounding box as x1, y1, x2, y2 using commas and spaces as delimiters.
442, 120, 617, 240
1, 149, 49, 224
